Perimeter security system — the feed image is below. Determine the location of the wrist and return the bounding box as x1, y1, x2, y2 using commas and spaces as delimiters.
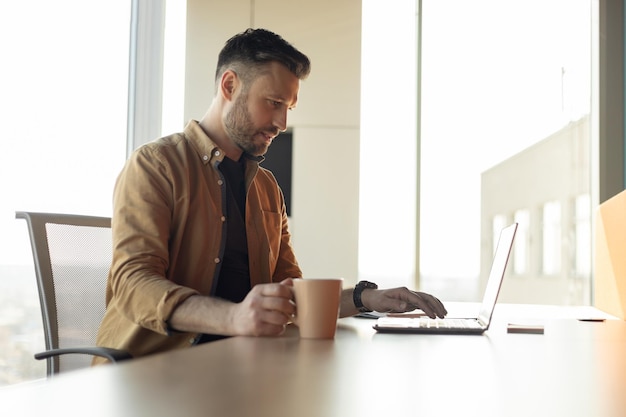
353, 281, 378, 313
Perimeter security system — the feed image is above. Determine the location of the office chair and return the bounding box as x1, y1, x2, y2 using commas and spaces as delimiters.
16, 211, 132, 376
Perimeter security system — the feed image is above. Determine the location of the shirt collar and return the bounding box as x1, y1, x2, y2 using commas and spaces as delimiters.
184, 120, 265, 165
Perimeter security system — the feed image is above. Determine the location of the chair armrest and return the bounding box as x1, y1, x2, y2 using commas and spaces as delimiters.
34, 347, 133, 363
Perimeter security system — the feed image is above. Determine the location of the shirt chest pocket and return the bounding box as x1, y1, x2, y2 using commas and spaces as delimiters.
261, 209, 282, 266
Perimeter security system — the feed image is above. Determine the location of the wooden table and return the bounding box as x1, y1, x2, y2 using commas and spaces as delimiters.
3, 303, 626, 417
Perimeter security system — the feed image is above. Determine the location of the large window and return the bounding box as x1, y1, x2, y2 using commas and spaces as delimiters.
361, 0, 595, 305
419, 0, 593, 305
0, 1, 130, 385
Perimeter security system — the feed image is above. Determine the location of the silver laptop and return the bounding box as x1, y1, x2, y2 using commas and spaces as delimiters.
373, 222, 518, 335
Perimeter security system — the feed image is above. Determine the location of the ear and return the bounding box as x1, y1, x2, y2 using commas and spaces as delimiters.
219, 70, 239, 102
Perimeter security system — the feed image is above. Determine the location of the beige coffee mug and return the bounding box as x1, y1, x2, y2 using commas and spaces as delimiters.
293, 278, 343, 339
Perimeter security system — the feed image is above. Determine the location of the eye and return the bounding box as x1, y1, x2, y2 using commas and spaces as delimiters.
269, 99, 282, 107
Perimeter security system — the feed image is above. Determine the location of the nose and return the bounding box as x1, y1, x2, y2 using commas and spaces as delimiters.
274, 108, 288, 133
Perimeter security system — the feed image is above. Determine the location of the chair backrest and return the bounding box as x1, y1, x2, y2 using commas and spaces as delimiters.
16, 211, 112, 375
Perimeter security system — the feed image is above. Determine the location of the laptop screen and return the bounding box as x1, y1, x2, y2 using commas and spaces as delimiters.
477, 223, 518, 326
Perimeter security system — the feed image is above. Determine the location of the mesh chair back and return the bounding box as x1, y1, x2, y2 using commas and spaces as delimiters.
16, 212, 112, 375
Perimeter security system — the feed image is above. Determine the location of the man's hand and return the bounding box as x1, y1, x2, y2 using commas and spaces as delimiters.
230, 279, 296, 336
168, 279, 296, 337
360, 287, 447, 319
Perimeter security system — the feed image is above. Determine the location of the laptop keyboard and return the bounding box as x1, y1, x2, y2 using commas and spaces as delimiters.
415, 318, 483, 329
374, 316, 485, 331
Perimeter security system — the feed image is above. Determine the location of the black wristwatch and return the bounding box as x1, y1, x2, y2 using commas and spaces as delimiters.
353, 280, 378, 313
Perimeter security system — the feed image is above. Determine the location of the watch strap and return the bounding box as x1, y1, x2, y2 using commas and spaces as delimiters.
353, 280, 378, 313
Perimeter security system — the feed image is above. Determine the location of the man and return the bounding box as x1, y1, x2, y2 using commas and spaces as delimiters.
94, 28, 447, 363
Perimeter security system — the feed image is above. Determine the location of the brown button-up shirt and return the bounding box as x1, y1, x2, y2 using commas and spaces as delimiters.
94, 120, 302, 363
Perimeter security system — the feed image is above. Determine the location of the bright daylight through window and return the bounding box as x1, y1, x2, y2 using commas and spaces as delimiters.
0, 1, 130, 385
360, 0, 594, 306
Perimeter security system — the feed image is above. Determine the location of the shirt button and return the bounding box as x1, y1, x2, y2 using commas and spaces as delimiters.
202, 155, 209, 161
214, 258, 220, 264
217, 180, 223, 186
221, 216, 226, 222
215, 151, 220, 156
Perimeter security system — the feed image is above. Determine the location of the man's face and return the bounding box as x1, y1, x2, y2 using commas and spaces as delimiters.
224, 62, 300, 157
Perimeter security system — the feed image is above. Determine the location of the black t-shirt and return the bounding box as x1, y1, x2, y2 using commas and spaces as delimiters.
215, 156, 251, 302
198, 156, 251, 344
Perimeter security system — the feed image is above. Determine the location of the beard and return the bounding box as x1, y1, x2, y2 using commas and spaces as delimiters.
224, 92, 277, 157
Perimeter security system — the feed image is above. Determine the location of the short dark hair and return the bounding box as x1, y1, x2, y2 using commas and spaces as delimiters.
215, 28, 311, 88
